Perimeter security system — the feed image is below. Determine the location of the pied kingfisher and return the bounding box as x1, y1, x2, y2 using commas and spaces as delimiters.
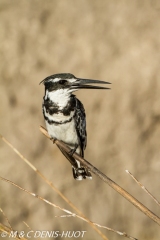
40, 73, 111, 180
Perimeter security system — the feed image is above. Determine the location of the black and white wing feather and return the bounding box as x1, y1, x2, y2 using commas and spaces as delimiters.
74, 98, 87, 157
57, 97, 91, 180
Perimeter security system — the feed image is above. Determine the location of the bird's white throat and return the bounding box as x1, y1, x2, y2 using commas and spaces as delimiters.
45, 89, 71, 109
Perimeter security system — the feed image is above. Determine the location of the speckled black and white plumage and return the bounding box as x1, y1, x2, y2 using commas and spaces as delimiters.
74, 98, 87, 157
41, 74, 93, 180
40, 73, 110, 180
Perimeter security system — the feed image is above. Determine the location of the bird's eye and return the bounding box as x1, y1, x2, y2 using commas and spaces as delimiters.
59, 80, 67, 84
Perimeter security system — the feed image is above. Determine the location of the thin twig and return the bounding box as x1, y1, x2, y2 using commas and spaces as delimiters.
126, 170, 160, 207
40, 126, 160, 227
56, 214, 138, 240
23, 221, 40, 240
0, 209, 21, 239
0, 223, 27, 240
0, 176, 137, 240
0, 133, 108, 240
23, 221, 32, 231
0, 208, 13, 231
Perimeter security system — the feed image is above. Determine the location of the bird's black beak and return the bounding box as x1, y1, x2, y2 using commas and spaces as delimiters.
71, 78, 111, 90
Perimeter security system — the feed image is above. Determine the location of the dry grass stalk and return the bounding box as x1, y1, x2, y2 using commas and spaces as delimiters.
23, 221, 32, 231
40, 126, 160, 227
0, 223, 27, 240
0, 176, 137, 240
0, 209, 22, 239
0, 133, 107, 240
0, 208, 13, 231
126, 170, 160, 207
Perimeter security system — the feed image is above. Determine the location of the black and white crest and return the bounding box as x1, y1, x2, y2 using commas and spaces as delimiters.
40, 73, 111, 180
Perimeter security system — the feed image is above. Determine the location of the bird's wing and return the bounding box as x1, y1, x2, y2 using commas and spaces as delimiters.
74, 98, 87, 158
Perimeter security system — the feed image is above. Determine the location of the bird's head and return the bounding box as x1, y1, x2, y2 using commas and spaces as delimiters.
40, 73, 111, 94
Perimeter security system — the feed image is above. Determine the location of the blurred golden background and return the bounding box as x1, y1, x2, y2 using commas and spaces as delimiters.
0, 0, 160, 239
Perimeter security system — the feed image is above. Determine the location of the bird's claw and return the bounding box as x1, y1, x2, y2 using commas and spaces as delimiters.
50, 137, 57, 144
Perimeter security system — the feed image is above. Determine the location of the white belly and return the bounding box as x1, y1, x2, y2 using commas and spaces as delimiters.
44, 105, 80, 152
45, 118, 79, 147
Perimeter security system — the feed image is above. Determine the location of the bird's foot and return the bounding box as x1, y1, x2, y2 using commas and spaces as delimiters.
50, 137, 57, 144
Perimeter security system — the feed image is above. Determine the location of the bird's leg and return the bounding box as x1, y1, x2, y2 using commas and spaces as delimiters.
69, 144, 78, 156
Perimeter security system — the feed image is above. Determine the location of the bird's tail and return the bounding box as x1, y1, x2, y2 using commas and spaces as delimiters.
72, 166, 92, 180
57, 145, 92, 180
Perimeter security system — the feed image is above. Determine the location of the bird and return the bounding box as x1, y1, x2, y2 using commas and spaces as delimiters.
40, 73, 111, 180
